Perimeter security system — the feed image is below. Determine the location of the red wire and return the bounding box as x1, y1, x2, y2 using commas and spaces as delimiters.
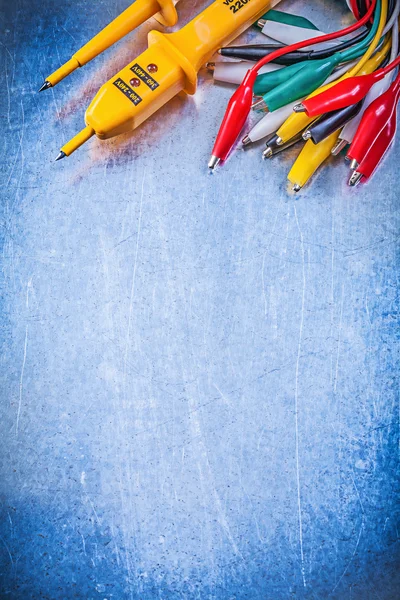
249, 0, 377, 75
351, 0, 361, 19
209, 0, 378, 164
379, 54, 400, 76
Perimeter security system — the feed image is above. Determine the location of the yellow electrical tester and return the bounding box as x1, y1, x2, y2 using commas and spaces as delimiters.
57, 0, 280, 160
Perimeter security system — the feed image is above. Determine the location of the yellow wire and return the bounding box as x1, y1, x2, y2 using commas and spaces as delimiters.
286, 0, 388, 191
276, 37, 391, 144
277, 1, 389, 145
348, 0, 388, 76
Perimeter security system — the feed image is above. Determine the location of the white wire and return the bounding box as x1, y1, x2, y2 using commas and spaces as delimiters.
390, 22, 399, 61
345, 0, 398, 38
245, 59, 358, 143
382, 0, 400, 36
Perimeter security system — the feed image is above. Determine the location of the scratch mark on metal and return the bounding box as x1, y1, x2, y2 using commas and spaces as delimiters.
334, 283, 344, 393
294, 203, 306, 588
332, 522, 364, 593
16, 325, 28, 437
123, 169, 146, 392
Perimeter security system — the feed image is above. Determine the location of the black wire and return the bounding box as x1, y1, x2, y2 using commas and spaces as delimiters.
220, 28, 370, 65
307, 100, 364, 144
388, 0, 396, 19
357, 0, 366, 19
358, 0, 395, 18
292, 28, 370, 59
220, 0, 394, 66
359, 0, 395, 23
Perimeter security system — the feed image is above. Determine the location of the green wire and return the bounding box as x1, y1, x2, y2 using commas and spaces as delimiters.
259, 9, 319, 31
338, 0, 383, 62
258, 0, 384, 112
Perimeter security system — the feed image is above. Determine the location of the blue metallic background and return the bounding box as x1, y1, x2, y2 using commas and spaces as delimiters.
0, 0, 399, 598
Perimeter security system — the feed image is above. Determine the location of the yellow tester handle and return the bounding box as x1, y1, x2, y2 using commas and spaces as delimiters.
63, 0, 279, 155
46, 0, 179, 87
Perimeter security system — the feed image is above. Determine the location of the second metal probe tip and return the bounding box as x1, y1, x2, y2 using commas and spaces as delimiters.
331, 139, 348, 156
262, 147, 273, 159
252, 97, 268, 112
39, 81, 52, 92
293, 102, 306, 113
55, 151, 66, 162
348, 171, 362, 187
208, 155, 220, 169
242, 135, 252, 146
349, 158, 359, 170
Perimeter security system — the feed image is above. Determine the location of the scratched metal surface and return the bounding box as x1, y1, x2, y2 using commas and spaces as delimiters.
0, 0, 399, 598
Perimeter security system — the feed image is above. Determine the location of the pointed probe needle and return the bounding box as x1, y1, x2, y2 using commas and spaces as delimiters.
55, 125, 95, 161
39, 81, 52, 92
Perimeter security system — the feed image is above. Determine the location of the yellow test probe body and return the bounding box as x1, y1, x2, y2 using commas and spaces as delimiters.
58, 0, 280, 159
42, 0, 179, 90
276, 36, 392, 145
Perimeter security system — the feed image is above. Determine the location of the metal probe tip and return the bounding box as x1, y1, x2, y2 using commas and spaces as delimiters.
276, 136, 284, 146
293, 183, 302, 193
208, 155, 220, 170
331, 139, 348, 156
349, 158, 359, 171
252, 98, 268, 112
257, 19, 266, 29
206, 62, 215, 73
293, 103, 306, 113
39, 80, 52, 92
242, 135, 252, 147
262, 147, 273, 159
55, 151, 66, 162
348, 171, 362, 187
302, 130, 312, 141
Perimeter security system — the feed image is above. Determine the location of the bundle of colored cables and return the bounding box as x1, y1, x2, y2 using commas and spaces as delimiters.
207, 0, 400, 190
